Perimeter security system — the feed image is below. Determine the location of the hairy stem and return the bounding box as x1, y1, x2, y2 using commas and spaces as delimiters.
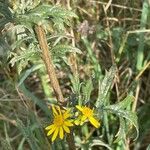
35, 25, 64, 105
35, 25, 76, 149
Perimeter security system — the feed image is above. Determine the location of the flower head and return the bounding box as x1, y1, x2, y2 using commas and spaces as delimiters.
45, 105, 74, 142
75, 105, 100, 128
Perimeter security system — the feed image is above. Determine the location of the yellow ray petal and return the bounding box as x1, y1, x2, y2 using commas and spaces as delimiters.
59, 127, 64, 139
52, 105, 58, 115
89, 117, 100, 128
47, 126, 57, 136
76, 105, 83, 111
52, 127, 59, 142
63, 125, 70, 133
57, 105, 62, 115
64, 121, 73, 127
45, 124, 55, 130
81, 115, 87, 122
74, 115, 83, 125
63, 110, 71, 119
74, 119, 80, 125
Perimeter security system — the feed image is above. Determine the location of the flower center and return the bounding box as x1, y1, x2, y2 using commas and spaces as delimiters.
54, 115, 64, 126
82, 107, 93, 117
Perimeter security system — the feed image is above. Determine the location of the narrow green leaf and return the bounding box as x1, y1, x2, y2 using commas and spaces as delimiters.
0, 2, 12, 20
136, 0, 149, 70
17, 138, 26, 150
16, 119, 40, 150
82, 79, 93, 104
51, 44, 81, 57
114, 117, 126, 143
96, 65, 117, 107
18, 64, 44, 87
19, 83, 52, 118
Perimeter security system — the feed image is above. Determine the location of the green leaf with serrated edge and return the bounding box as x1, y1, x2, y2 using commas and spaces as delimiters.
96, 65, 117, 108
113, 95, 134, 109
11, 36, 33, 50
114, 117, 126, 143
82, 79, 93, 104
51, 45, 81, 56
89, 139, 113, 150
104, 96, 139, 140
18, 4, 77, 27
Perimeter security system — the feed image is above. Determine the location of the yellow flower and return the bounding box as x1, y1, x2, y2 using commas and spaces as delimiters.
45, 105, 74, 142
75, 105, 100, 128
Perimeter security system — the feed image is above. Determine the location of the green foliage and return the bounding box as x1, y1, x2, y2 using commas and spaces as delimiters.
1, 139, 12, 150
0, 124, 12, 150
82, 79, 93, 104
19, 83, 52, 118
18, 64, 44, 87
17, 4, 77, 30
9, 44, 40, 74
146, 145, 150, 150
0, 2, 13, 30
96, 65, 117, 107
6, 3, 78, 77
0, 0, 149, 150
104, 96, 139, 141
51, 44, 81, 58
89, 139, 112, 150
136, 0, 149, 70
16, 119, 40, 150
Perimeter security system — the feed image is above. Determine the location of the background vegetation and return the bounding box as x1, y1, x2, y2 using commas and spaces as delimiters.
0, 0, 150, 149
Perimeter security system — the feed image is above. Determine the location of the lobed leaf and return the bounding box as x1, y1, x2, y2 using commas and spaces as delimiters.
96, 65, 117, 107
51, 44, 81, 58
104, 96, 139, 140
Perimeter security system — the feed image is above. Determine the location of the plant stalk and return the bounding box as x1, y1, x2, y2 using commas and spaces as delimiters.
35, 25, 64, 105
35, 25, 76, 150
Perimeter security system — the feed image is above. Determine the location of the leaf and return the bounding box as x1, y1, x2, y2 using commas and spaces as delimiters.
0, 123, 13, 150
18, 4, 77, 30
0, 2, 13, 29
114, 117, 126, 143
11, 36, 33, 51
89, 139, 112, 150
113, 95, 134, 109
16, 119, 40, 150
0, 36, 10, 57
138, 104, 150, 141
136, 0, 149, 70
96, 65, 117, 107
82, 79, 93, 104
17, 138, 26, 150
51, 44, 81, 58
104, 96, 139, 140
0, 138, 12, 150
19, 83, 52, 118
146, 145, 150, 150
18, 64, 44, 87
8, 44, 40, 74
